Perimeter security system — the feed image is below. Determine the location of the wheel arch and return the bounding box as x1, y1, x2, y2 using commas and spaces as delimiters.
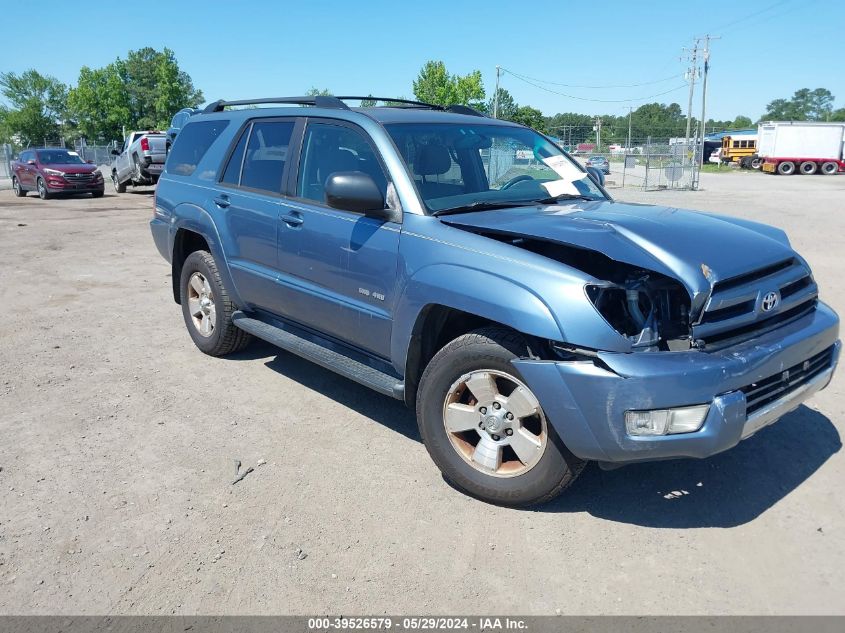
394, 265, 564, 406
170, 206, 240, 306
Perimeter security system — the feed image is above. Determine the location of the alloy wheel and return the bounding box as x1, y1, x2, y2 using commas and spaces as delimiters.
442, 369, 548, 477
187, 272, 216, 337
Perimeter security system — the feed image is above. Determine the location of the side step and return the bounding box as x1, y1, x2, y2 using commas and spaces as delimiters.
232, 312, 405, 400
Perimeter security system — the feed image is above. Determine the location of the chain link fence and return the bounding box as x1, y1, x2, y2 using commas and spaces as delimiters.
573, 138, 702, 191
0, 144, 12, 181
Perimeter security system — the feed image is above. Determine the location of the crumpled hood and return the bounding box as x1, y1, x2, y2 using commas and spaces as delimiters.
441, 200, 796, 314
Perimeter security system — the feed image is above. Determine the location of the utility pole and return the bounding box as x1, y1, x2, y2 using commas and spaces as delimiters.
683, 41, 699, 148
595, 117, 602, 152
626, 106, 632, 151
493, 66, 501, 119
698, 34, 720, 170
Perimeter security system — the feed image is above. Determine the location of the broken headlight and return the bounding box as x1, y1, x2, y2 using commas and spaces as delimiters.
586, 273, 691, 351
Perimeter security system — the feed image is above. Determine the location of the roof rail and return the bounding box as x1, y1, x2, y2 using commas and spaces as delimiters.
337, 97, 487, 117
203, 96, 350, 113
203, 96, 488, 117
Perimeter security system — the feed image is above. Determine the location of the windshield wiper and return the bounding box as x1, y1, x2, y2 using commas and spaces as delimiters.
533, 194, 599, 204
432, 200, 540, 217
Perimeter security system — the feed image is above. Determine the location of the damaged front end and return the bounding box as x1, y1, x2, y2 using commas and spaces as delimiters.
496, 235, 695, 353
585, 272, 691, 352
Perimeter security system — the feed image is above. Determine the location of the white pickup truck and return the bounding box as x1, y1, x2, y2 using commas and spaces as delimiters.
110, 131, 167, 192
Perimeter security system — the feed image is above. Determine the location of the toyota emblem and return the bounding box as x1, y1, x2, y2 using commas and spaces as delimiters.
761, 291, 779, 312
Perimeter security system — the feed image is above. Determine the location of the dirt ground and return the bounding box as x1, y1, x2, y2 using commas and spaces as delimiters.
1, 171, 843, 615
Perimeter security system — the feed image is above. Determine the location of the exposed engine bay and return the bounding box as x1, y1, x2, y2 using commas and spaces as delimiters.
480, 233, 694, 352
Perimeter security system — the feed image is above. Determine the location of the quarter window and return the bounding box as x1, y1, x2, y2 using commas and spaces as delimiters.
239, 121, 294, 194
166, 120, 230, 177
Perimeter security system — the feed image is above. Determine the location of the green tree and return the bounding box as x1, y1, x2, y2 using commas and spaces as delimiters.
67, 64, 131, 142
763, 88, 835, 121
67, 47, 202, 141
412, 60, 485, 108
487, 88, 517, 119
0, 69, 68, 146
732, 115, 753, 128
305, 87, 332, 96
830, 108, 845, 122
510, 105, 546, 133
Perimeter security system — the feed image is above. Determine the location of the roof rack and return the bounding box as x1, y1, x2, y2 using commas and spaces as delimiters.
203, 96, 351, 113
203, 96, 488, 117
336, 96, 487, 117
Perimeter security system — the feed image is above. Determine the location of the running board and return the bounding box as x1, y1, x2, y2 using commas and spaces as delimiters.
232, 312, 405, 400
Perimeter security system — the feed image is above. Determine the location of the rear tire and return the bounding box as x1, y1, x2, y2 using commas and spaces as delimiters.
416, 327, 585, 507
179, 250, 252, 356
821, 161, 839, 175
777, 161, 795, 175
750, 156, 762, 170
12, 176, 26, 197
799, 161, 818, 175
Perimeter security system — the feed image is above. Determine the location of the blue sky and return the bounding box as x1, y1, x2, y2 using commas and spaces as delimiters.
3, 0, 843, 120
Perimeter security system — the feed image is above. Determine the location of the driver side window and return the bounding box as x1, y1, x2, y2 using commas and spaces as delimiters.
296, 122, 388, 208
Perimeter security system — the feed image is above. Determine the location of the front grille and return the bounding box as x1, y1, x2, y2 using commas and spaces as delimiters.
64, 173, 95, 183
693, 258, 818, 346
741, 346, 834, 415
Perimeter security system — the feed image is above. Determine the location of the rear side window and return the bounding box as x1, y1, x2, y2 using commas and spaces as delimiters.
239, 121, 294, 194
167, 120, 230, 177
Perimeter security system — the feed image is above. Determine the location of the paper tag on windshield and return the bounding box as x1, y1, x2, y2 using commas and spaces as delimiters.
541, 155, 568, 169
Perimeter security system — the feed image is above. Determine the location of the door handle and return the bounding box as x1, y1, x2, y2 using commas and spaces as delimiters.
213, 195, 230, 208
281, 212, 304, 227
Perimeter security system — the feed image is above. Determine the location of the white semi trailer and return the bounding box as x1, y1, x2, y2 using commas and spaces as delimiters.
758, 121, 845, 175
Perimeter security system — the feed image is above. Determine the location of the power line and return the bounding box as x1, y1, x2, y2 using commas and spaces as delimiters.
503, 70, 688, 104
707, 0, 790, 34
499, 68, 683, 89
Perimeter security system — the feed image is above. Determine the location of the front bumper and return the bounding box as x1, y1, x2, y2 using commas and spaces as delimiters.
46, 178, 105, 193
514, 303, 840, 463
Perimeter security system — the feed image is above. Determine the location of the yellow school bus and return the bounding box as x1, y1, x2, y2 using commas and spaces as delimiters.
721, 134, 758, 164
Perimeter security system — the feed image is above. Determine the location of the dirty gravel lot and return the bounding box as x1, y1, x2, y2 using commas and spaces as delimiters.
0, 171, 843, 615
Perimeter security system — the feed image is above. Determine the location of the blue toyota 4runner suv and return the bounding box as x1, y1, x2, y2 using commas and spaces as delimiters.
151, 96, 840, 506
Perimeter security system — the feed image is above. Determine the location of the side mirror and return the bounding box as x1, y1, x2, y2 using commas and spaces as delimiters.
111, 149, 120, 156
325, 171, 389, 217
586, 166, 605, 186
86, 159, 95, 164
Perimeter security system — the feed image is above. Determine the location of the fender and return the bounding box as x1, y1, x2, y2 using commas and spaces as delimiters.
391, 263, 565, 374
170, 202, 245, 308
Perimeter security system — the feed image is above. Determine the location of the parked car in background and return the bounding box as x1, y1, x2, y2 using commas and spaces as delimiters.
586, 155, 610, 174
166, 108, 200, 153
110, 131, 167, 193
11, 148, 105, 199
149, 95, 840, 506
709, 148, 722, 164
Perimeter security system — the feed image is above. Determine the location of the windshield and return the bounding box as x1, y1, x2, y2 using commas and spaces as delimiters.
37, 150, 85, 165
385, 122, 606, 213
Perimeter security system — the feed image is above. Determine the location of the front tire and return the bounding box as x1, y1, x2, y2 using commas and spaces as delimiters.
112, 171, 126, 193
37, 177, 51, 200
416, 327, 585, 507
179, 250, 252, 356
12, 176, 26, 197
